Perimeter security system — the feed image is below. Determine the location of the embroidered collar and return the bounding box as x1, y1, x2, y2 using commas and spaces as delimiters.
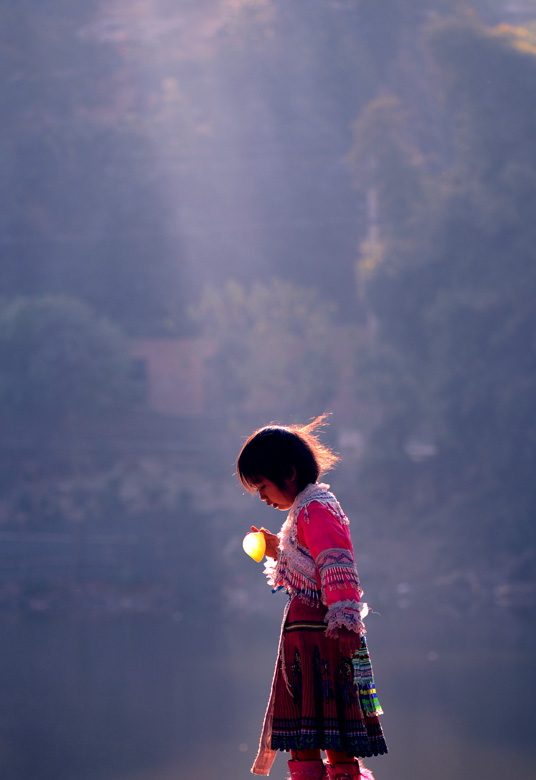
287, 482, 348, 527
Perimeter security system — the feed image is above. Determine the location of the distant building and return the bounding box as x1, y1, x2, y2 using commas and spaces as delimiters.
128, 338, 215, 417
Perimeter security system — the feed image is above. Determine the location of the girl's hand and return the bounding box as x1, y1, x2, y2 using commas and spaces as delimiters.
337, 627, 361, 657
251, 526, 279, 559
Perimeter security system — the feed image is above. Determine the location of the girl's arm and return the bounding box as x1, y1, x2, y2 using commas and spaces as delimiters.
299, 502, 365, 651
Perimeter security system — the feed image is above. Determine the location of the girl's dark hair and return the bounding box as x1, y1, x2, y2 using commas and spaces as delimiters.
237, 414, 339, 493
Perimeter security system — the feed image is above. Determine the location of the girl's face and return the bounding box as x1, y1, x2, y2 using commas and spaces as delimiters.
252, 475, 298, 511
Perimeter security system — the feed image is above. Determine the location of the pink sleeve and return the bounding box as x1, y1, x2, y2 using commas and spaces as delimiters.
298, 501, 366, 637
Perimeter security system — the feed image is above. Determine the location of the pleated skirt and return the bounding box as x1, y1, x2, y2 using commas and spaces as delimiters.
270, 597, 388, 757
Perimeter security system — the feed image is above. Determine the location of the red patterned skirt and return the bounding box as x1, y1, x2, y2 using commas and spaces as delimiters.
270, 597, 388, 757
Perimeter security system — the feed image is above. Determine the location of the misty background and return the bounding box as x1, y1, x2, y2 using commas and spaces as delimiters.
0, 1, 535, 780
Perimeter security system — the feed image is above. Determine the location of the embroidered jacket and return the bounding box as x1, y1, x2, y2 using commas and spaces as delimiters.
264, 482, 369, 637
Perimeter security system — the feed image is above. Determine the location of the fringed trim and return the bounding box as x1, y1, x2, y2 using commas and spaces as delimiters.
264, 536, 318, 590
325, 600, 369, 638
278, 535, 317, 582
316, 548, 363, 602
265, 555, 321, 607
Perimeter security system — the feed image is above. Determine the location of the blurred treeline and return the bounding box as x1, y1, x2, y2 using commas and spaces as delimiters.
0, 0, 535, 594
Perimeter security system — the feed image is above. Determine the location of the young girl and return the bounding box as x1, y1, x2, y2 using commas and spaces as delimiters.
237, 417, 388, 780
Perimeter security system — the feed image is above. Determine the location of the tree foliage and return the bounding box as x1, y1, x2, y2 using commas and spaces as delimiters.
0, 0, 466, 331
191, 279, 340, 422
349, 17, 536, 562
0, 296, 131, 423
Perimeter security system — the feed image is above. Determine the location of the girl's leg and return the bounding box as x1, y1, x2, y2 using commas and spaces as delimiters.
287, 750, 326, 780
325, 754, 376, 780
325, 751, 354, 764
291, 749, 322, 761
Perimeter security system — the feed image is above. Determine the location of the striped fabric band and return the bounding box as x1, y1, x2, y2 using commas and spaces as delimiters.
284, 620, 328, 633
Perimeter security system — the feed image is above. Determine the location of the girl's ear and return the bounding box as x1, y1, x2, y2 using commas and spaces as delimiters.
289, 466, 297, 482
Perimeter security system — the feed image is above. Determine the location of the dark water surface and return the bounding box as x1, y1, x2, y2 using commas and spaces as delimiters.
0, 601, 534, 780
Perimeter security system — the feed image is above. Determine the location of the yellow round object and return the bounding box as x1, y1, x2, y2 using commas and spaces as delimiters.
242, 531, 266, 562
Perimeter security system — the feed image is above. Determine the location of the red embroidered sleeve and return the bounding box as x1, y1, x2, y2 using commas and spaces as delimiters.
298, 501, 366, 637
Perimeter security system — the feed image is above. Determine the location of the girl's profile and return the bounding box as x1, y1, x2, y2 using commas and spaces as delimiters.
237, 416, 387, 780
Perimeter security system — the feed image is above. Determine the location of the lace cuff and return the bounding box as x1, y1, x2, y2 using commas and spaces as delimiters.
325, 599, 369, 638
